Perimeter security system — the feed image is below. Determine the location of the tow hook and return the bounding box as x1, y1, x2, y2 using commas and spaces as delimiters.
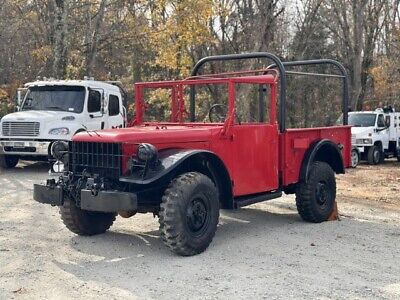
91, 184, 99, 196
86, 178, 99, 196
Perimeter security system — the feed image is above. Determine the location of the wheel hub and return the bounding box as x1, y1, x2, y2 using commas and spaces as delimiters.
186, 198, 207, 233
316, 182, 329, 206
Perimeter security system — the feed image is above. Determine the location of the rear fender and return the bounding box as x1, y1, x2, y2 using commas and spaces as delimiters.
300, 139, 345, 182
120, 149, 234, 209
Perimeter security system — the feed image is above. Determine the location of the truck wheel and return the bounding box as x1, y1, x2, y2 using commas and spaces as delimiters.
367, 146, 381, 165
295, 161, 336, 223
0, 155, 19, 169
351, 149, 359, 168
159, 172, 219, 256
60, 198, 116, 236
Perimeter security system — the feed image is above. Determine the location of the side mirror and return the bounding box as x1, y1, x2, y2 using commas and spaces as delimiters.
17, 90, 22, 106
101, 95, 105, 114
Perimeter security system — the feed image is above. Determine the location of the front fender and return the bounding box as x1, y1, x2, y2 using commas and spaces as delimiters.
120, 149, 225, 185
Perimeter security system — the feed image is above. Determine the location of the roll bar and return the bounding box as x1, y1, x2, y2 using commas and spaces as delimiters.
190, 52, 349, 132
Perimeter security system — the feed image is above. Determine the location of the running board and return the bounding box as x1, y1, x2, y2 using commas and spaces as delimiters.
234, 191, 282, 208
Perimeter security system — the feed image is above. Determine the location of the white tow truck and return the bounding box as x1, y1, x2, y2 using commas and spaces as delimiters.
0, 79, 127, 169
348, 108, 400, 166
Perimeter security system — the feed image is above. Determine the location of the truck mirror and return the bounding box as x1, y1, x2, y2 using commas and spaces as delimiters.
385, 116, 390, 127
101, 96, 105, 114
16, 90, 24, 106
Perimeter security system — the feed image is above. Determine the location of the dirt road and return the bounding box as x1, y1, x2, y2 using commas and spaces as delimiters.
0, 161, 399, 299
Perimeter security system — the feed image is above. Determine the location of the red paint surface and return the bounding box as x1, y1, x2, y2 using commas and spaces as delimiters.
73, 74, 351, 197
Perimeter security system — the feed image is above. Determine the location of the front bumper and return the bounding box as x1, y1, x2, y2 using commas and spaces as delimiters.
33, 184, 138, 212
353, 145, 372, 154
0, 140, 51, 156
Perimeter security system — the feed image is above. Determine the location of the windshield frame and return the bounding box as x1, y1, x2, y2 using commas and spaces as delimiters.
21, 85, 87, 114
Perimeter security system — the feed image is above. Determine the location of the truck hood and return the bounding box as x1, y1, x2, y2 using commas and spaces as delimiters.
72, 125, 222, 144
351, 126, 373, 137
1, 110, 78, 122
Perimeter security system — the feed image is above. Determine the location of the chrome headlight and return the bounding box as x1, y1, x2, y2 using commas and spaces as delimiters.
49, 127, 70, 135
137, 143, 158, 162
51, 141, 69, 160
355, 138, 372, 145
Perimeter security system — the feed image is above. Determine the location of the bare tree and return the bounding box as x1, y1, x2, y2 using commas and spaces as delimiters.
52, 0, 69, 79
83, 0, 107, 76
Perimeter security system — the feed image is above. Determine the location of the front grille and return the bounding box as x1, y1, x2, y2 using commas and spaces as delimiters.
2, 121, 40, 136
69, 141, 122, 178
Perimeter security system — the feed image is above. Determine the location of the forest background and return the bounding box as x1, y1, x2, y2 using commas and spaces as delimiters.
0, 0, 399, 126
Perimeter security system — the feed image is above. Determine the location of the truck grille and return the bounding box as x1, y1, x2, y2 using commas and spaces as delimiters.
69, 141, 122, 179
2, 121, 40, 136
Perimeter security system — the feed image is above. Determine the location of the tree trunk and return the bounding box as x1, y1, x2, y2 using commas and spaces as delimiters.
84, 0, 107, 77
52, 0, 69, 79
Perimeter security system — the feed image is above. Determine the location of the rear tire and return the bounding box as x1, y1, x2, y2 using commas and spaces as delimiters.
0, 155, 19, 169
367, 145, 381, 165
60, 199, 116, 236
159, 172, 219, 256
295, 161, 336, 223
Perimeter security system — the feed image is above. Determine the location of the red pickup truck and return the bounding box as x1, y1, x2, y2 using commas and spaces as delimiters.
34, 53, 351, 256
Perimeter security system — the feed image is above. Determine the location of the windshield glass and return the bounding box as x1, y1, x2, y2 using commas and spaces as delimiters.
348, 113, 376, 127
22, 86, 86, 113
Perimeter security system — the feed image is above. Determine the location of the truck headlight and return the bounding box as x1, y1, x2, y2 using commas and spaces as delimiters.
137, 143, 158, 162
355, 138, 372, 145
49, 127, 70, 135
51, 141, 69, 160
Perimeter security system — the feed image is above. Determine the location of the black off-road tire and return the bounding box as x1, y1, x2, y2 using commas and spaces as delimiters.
0, 155, 19, 169
60, 199, 116, 236
159, 172, 220, 256
295, 161, 336, 223
367, 145, 381, 165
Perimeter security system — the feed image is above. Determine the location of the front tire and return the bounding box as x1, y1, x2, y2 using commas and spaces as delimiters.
159, 172, 220, 256
0, 155, 19, 169
351, 149, 359, 168
60, 199, 116, 236
367, 145, 381, 165
295, 161, 336, 223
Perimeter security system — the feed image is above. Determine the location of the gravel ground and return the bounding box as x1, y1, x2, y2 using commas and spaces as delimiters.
0, 160, 399, 299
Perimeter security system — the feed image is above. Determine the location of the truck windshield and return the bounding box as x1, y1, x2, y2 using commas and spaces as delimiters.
22, 86, 86, 113
348, 113, 376, 127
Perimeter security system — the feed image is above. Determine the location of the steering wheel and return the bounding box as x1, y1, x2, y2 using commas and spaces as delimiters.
208, 103, 242, 124
208, 104, 227, 123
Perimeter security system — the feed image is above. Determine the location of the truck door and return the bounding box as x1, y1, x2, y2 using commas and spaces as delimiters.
213, 83, 279, 196
377, 114, 389, 150
386, 114, 396, 142
106, 94, 124, 129
86, 88, 107, 131
229, 123, 279, 196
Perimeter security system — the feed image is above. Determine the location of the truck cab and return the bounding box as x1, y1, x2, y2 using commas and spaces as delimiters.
349, 108, 400, 165
0, 79, 127, 169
